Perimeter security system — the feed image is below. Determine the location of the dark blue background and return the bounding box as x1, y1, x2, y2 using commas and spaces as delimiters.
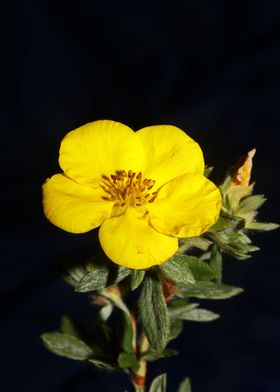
1, 1, 279, 391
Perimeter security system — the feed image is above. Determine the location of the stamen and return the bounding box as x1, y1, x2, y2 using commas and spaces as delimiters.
100, 170, 157, 207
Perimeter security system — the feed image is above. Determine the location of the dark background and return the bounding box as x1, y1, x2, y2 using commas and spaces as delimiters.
1, 1, 280, 391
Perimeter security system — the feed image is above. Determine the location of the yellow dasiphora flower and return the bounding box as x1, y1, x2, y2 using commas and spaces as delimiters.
42, 120, 221, 269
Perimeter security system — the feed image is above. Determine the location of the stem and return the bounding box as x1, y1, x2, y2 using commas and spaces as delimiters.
130, 335, 149, 391
100, 287, 148, 390
99, 286, 150, 390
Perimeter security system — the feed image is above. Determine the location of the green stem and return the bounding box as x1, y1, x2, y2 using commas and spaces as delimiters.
130, 334, 149, 391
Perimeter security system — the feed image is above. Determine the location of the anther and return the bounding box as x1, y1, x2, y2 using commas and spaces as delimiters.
101, 169, 157, 206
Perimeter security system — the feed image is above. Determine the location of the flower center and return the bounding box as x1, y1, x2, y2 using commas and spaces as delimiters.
101, 170, 158, 206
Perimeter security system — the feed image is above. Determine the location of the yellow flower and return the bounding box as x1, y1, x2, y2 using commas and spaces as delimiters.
42, 120, 221, 269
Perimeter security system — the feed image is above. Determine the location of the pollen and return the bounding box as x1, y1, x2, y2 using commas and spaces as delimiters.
100, 170, 158, 206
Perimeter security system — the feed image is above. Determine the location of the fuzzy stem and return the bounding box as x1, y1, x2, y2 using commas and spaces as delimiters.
130, 334, 149, 391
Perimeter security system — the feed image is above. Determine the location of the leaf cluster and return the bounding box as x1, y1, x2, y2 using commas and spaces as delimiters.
41, 153, 278, 390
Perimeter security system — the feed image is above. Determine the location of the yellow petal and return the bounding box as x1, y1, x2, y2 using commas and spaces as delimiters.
98, 208, 178, 269
42, 174, 113, 233
59, 120, 144, 186
136, 125, 204, 188
147, 173, 222, 237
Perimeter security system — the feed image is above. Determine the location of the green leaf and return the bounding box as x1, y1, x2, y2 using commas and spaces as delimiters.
149, 373, 167, 392
184, 256, 215, 281
220, 209, 246, 228
139, 273, 170, 351
141, 349, 178, 362
168, 298, 199, 318
223, 183, 255, 211
219, 230, 259, 256
236, 195, 266, 214
168, 319, 184, 342
177, 378, 191, 392
168, 298, 218, 321
41, 332, 93, 360
219, 173, 232, 195
210, 244, 222, 283
179, 308, 219, 322
208, 216, 229, 232
117, 352, 139, 369
160, 256, 195, 284
75, 266, 130, 292
59, 262, 87, 288
178, 281, 243, 299
179, 237, 210, 251
208, 231, 259, 259
60, 315, 80, 338
130, 269, 145, 290
120, 312, 134, 354
204, 166, 214, 178
246, 221, 280, 231
88, 357, 117, 369
76, 268, 108, 291
99, 304, 113, 321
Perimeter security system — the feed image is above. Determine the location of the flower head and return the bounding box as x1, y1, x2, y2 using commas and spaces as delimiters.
43, 120, 221, 269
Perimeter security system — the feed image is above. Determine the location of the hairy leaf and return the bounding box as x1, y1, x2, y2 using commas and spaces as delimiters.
236, 195, 266, 214
179, 308, 219, 322
139, 274, 170, 351
149, 373, 167, 392
184, 256, 215, 281
99, 304, 113, 321
160, 256, 195, 284
75, 266, 130, 292
87, 357, 117, 369
210, 245, 222, 283
246, 221, 279, 231
41, 332, 92, 360
168, 319, 184, 342
130, 269, 145, 290
59, 262, 86, 288
168, 299, 199, 318
60, 315, 81, 338
142, 349, 178, 362
178, 281, 243, 299
180, 237, 211, 251
177, 378, 191, 392
209, 231, 259, 259
208, 216, 228, 232
204, 166, 214, 178
120, 312, 134, 354
118, 352, 139, 369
